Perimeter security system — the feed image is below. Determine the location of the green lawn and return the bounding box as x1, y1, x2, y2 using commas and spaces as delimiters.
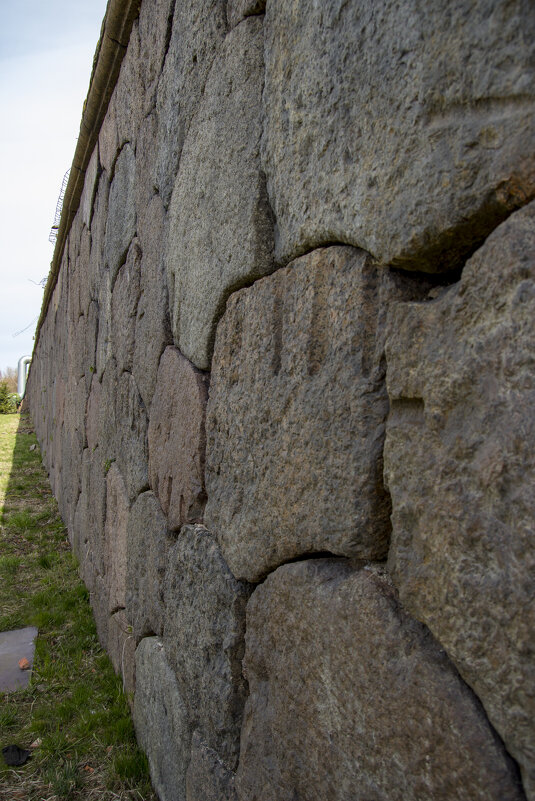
0, 413, 155, 801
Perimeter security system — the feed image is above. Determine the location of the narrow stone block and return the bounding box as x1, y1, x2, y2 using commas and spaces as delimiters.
148, 346, 209, 531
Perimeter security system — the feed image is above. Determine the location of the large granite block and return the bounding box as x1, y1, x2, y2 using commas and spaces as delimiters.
111, 239, 142, 374
384, 201, 535, 798
262, 0, 535, 270
164, 525, 251, 769
186, 731, 237, 801
126, 491, 169, 639
104, 143, 136, 283
205, 246, 426, 582
236, 560, 525, 801
134, 638, 191, 801
104, 464, 129, 613
148, 346, 209, 531
133, 195, 173, 411
166, 16, 274, 370
154, 0, 227, 208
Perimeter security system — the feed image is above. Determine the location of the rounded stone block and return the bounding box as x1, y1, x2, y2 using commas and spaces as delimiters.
236, 560, 525, 801
148, 346, 209, 531
262, 0, 535, 270
166, 15, 274, 369
163, 525, 252, 769
384, 200, 535, 798
205, 246, 425, 582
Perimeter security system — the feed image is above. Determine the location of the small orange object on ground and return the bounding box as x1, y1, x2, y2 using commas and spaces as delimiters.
18, 657, 30, 670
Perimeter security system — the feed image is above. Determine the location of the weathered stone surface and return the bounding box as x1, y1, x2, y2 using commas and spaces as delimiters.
166, 16, 274, 369
111, 239, 142, 374
155, 0, 227, 208
262, 0, 535, 270
164, 525, 251, 769
98, 96, 119, 176
384, 201, 535, 797
134, 637, 191, 801
206, 246, 426, 582
107, 610, 136, 696
148, 347, 209, 531
114, 21, 143, 149
87, 170, 109, 303
133, 195, 173, 411
91, 574, 110, 651
95, 268, 112, 380
126, 491, 168, 639
105, 143, 136, 283
237, 560, 525, 801
138, 0, 174, 115
227, 0, 265, 29
186, 731, 237, 801
80, 144, 100, 229
85, 374, 101, 453
104, 464, 129, 613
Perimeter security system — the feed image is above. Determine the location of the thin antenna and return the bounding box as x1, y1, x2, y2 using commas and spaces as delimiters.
13, 316, 39, 338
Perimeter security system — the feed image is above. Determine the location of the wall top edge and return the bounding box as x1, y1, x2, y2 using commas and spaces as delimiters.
33, 0, 141, 353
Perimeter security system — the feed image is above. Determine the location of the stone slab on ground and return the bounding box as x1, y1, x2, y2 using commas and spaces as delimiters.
0, 627, 38, 692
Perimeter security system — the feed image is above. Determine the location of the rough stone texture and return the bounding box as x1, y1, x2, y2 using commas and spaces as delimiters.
155, 0, 227, 208
104, 463, 129, 613
80, 144, 100, 229
236, 560, 525, 801
227, 0, 265, 29
111, 239, 142, 374
164, 525, 251, 769
108, 610, 136, 696
148, 347, 209, 531
138, 0, 174, 115
166, 16, 274, 370
126, 491, 168, 639
113, 370, 149, 502
206, 246, 427, 582
98, 97, 119, 176
262, 0, 535, 270
384, 201, 535, 797
133, 195, 173, 411
134, 638, 191, 801
104, 143, 136, 283
186, 731, 237, 801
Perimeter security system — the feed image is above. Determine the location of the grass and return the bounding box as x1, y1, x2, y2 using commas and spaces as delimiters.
0, 413, 156, 801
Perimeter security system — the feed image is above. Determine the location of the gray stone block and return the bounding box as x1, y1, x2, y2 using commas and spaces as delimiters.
105, 143, 136, 284
236, 560, 525, 801
154, 0, 227, 208
126, 491, 169, 639
186, 731, 237, 801
205, 246, 427, 582
384, 201, 535, 799
164, 525, 251, 769
134, 637, 191, 801
262, 0, 535, 270
111, 239, 142, 374
133, 195, 173, 412
104, 463, 129, 613
166, 15, 274, 370
148, 346, 209, 531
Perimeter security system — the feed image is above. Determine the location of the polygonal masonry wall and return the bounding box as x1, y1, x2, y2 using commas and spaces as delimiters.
25, 1, 535, 800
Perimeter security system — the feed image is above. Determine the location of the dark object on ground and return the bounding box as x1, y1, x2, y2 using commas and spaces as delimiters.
2, 744, 31, 766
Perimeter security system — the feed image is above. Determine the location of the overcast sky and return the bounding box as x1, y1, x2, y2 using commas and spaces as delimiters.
0, 0, 108, 377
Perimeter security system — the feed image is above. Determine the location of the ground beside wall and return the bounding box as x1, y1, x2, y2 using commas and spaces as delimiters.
26, 0, 535, 799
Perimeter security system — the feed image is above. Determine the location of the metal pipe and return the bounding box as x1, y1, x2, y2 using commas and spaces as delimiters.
17, 356, 32, 397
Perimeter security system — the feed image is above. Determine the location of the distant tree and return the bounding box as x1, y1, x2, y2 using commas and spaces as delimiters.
0, 381, 17, 414
0, 367, 17, 393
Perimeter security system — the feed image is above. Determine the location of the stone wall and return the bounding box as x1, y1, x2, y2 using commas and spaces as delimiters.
26, 1, 535, 799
